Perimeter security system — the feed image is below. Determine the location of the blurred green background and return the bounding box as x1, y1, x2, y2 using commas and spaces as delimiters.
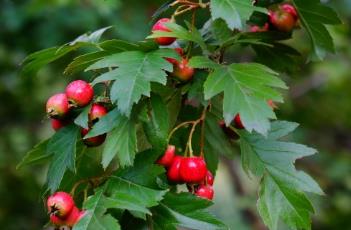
1, 0, 350, 229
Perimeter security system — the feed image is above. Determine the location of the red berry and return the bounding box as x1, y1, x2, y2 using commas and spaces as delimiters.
65, 206, 81, 227
65, 80, 94, 107
157, 145, 176, 167
195, 185, 214, 200
81, 128, 106, 147
167, 155, 183, 183
89, 104, 108, 123
280, 4, 298, 19
179, 157, 207, 184
234, 114, 244, 129
50, 214, 65, 226
203, 170, 214, 186
250, 23, 269, 32
47, 192, 75, 218
51, 118, 71, 131
267, 99, 277, 110
46, 93, 70, 118
269, 10, 296, 33
152, 18, 176, 46
172, 58, 194, 82
165, 48, 183, 65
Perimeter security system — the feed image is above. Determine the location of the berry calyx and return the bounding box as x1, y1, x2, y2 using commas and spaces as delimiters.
65, 80, 94, 107
89, 103, 108, 123
167, 155, 183, 183
234, 114, 244, 129
250, 23, 269, 32
157, 145, 176, 167
172, 58, 194, 82
269, 10, 296, 33
81, 128, 106, 147
152, 18, 176, 46
46, 93, 70, 118
179, 157, 207, 184
280, 4, 298, 19
47, 192, 75, 218
165, 48, 183, 65
195, 185, 214, 200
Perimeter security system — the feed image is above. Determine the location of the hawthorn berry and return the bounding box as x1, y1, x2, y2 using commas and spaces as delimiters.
165, 47, 183, 65
172, 58, 194, 82
250, 23, 269, 32
157, 145, 176, 167
81, 128, 106, 147
65, 80, 94, 107
46, 93, 70, 118
51, 118, 71, 131
89, 103, 108, 123
47, 192, 75, 218
65, 206, 82, 227
152, 18, 176, 46
234, 114, 244, 129
269, 10, 296, 33
167, 155, 183, 183
281, 4, 298, 19
204, 170, 214, 186
179, 157, 207, 184
195, 185, 214, 200
50, 214, 65, 226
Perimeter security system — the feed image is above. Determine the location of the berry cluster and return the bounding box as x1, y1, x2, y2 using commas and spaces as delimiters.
46, 80, 108, 147
151, 19, 195, 82
157, 145, 215, 200
47, 192, 85, 227
250, 3, 299, 33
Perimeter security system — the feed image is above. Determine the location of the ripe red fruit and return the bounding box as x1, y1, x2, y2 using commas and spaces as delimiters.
89, 104, 108, 123
280, 4, 298, 19
195, 185, 214, 200
165, 48, 183, 65
269, 10, 296, 33
172, 58, 194, 82
65, 80, 94, 107
51, 118, 71, 131
250, 23, 269, 32
152, 18, 176, 46
157, 145, 176, 167
65, 206, 82, 227
47, 192, 74, 218
50, 214, 65, 226
203, 170, 214, 186
46, 93, 70, 118
167, 155, 183, 183
81, 128, 106, 147
234, 114, 244, 129
179, 157, 207, 184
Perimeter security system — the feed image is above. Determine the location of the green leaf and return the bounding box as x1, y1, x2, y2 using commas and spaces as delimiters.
46, 125, 80, 192
86, 49, 178, 116
146, 22, 207, 51
210, 0, 266, 30
101, 113, 137, 168
240, 120, 324, 230
196, 58, 287, 135
152, 192, 228, 230
142, 94, 169, 154
17, 139, 51, 169
84, 108, 121, 138
73, 187, 121, 230
210, 19, 233, 45
292, 0, 341, 60
187, 70, 208, 106
74, 105, 92, 129
64, 51, 109, 75
70, 26, 112, 45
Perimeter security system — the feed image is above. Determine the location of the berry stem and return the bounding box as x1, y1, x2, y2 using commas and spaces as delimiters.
167, 121, 194, 143
187, 106, 208, 157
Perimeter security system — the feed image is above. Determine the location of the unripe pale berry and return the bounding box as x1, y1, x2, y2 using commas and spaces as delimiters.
179, 157, 207, 184
65, 80, 94, 107
172, 58, 194, 82
46, 93, 70, 118
157, 145, 176, 167
269, 10, 296, 33
47, 192, 75, 218
152, 18, 176, 46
